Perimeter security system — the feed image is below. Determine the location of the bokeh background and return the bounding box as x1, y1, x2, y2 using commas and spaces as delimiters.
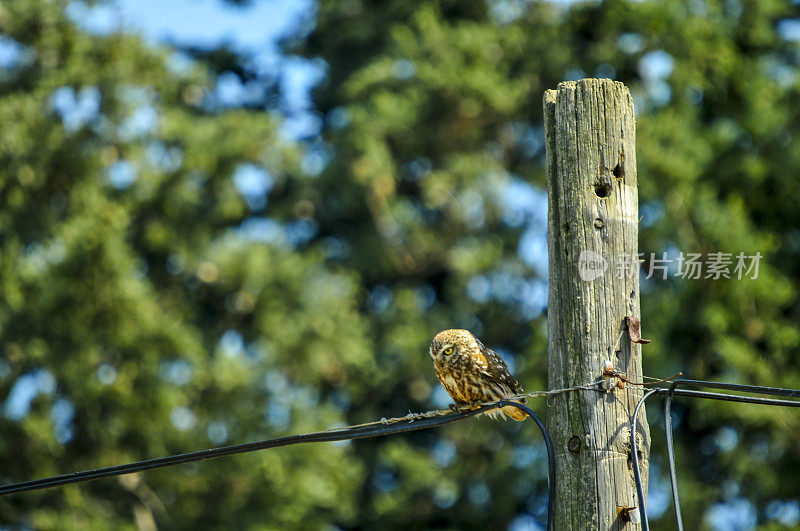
1, 0, 800, 528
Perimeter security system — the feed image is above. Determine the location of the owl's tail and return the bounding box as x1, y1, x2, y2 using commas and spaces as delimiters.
502, 403, 528, 421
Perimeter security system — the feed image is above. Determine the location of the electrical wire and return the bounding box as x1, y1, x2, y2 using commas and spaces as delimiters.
658, 388, 800, 408
8, 374, 799, 530
629, 380, 800, 530
663, 380, 800, 530
496, 400, 555, 531
631, 388, 660, 531
0, 400, 555, 531
663, 386, 684, 531
0, 406, 490, 497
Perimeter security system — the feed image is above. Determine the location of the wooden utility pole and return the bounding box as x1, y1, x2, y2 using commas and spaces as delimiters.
544, 79, 649, 529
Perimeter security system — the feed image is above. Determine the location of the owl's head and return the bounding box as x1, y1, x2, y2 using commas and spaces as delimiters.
429, 329, 478, 361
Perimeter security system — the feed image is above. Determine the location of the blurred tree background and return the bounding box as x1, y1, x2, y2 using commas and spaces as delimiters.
1, 0, 799, 528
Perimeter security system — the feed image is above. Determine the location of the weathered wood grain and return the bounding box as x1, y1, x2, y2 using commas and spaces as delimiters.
544, 79, 649, 530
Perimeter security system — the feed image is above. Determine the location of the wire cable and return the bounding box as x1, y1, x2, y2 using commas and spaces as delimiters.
656, 388, 800, 408
1, 400, 555, 529
10, 374, 799, 530
0, 405, 491, 497
628, 383, 800, 530
496, 400, 555, 531
630, 388, 660, 531
0, 400, 555, 531
663, 379, 800, 530
663, 385, 685, 531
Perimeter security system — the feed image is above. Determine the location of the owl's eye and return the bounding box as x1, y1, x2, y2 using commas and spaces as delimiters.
443, 346, 454, 355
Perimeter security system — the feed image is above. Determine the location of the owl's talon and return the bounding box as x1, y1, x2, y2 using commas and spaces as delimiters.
450, 403, 471, 413
450, 401, 484, 413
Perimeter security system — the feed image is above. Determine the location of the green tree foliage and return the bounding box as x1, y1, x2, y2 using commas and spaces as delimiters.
0, 1, 368, 528
293, 0, 800, 527
2, 0, 800, 528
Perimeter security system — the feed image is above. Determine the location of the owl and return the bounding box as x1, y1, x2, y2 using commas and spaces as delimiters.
429, 329, 527, 421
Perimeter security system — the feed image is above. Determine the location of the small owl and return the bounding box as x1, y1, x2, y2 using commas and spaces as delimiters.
429, 329, 527, 421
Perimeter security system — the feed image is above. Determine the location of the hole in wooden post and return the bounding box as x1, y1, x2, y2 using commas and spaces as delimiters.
568, 436, 582, 453
594, 181, 612, 198
613, 163, 624, 179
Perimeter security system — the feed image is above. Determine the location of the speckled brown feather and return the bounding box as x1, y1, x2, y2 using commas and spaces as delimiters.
429, 329, 527, 421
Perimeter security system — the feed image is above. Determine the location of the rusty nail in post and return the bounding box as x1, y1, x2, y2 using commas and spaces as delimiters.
625, 316, 652, 344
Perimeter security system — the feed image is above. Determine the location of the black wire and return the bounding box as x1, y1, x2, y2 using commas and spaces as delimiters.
665, 379, 800, 398
11, 377, 796, 529
0, 406, 492, 497
629, 383, 800, 530
631, 388, 660, 531
663, 387, 685, 531
496, 400, 555, 531
663, 379, 800, 530
0, 400, 556, 531
655, 388, 800, 408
